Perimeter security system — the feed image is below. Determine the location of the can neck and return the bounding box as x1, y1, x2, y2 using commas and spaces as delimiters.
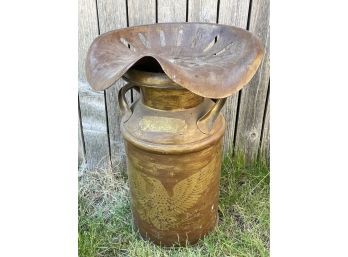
123, 69, 204, 110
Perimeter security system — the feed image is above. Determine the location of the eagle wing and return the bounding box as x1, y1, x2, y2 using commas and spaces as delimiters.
173, 160, 215, 214
129, 170, 172, 229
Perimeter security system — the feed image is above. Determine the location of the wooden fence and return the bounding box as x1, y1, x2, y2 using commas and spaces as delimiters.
78, 0, 270, 171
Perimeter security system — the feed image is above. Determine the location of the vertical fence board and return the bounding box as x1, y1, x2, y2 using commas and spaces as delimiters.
97, 0, 127, 33
78, 0, 111, 170
128, 0, 156, 26
97, 0, 128, 172
219, 0, 250, 26
260, 90, 270, 161
218, 0, 250, 153
157, 0, 187, 22
188, 0, 218, 22
235, 0, 270, 162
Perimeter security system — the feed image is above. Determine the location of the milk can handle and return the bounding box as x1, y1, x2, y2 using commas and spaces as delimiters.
197, 98, 226, 134
118, 83, 139, 122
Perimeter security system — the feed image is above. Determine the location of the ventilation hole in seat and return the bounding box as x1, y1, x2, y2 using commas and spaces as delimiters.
138, 33, 150, 48
183, 61, 200, 68
120, 37, 129, 48
128, 44, 136, 52
203, 36, 218, 52
214, 35, 219, 43
191, 28, 204, 48
176, 29, 184, 46
214, 41, 233, 56
214, 48, 225, 56
120, 37, 136, 52
159, 30, 166, 47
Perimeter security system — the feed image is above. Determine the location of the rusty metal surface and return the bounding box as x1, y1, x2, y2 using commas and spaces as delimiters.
86, 22, 264, 98
118, 70, 225, 246
126, 139, 223, 246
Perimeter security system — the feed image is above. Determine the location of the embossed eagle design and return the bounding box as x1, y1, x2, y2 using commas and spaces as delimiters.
129, 164, 215, 230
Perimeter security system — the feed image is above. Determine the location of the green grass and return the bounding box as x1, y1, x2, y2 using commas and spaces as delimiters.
78, 154, 270, 257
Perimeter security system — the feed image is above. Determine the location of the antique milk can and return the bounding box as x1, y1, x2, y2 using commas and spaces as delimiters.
86, 23, 263, 246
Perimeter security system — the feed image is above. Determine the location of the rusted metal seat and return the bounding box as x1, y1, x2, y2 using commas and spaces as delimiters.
86, 22, 264, 98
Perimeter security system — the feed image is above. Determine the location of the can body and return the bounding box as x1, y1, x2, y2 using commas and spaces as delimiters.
125, 138, 223, 245
120, 70, 225, 246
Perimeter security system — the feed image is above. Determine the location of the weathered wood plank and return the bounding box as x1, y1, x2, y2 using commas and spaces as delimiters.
218, 0, 250, 153
157, 0, 187, 22
234, 0, 270, 162
128, 0, 156, 26
78, 0, 99, 82
97, 0, 127, 33
188, 0, 218, 22
78, 0, 111, 170
260, 88, 270, 162
79, 83, 111, 170
96, 0, 128, 172
219, 0, 250, 26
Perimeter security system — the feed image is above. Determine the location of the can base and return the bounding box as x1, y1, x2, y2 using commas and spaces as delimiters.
135, 216, 218, 246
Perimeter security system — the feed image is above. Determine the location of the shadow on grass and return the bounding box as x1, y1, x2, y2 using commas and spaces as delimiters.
78, 153, 270, 257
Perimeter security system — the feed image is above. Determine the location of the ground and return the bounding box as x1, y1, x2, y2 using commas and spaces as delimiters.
78, 154, 270, 257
